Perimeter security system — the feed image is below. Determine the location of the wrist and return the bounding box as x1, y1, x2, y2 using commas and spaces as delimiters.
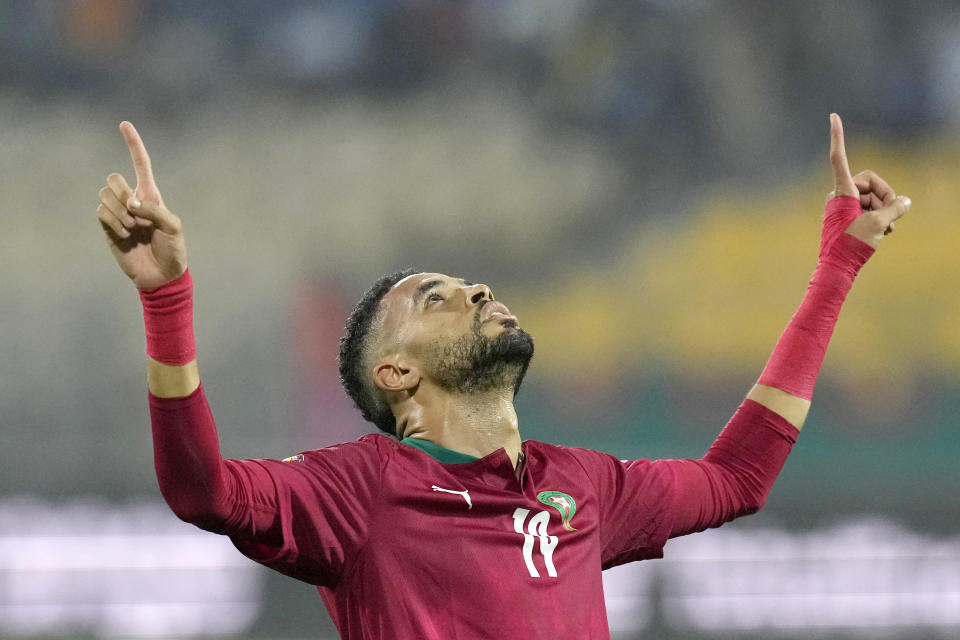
139, 268, 196, 365
823, 232, 875, 276
820, 196, 861, 258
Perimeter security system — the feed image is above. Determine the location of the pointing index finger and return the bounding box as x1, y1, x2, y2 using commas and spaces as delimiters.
829, 113, 855, 196
119, 121, 157, 191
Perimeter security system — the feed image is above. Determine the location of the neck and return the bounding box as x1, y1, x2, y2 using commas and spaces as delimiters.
400, 387, 522, 468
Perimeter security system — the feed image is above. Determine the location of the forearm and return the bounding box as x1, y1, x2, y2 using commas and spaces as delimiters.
665, 199, 875, 536
140, 269, 228, 527
149, 358, 200, 397
751, 198, 874, 429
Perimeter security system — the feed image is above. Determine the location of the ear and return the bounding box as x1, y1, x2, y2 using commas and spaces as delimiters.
371, 358, 420, 393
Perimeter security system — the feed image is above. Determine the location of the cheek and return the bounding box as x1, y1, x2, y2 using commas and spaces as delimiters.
406, 317, 468, 353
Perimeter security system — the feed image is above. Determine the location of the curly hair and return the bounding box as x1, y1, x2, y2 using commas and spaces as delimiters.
338, 269, 418, 436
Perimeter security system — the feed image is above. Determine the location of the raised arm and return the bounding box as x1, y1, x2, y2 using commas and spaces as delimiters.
97, 121, 199, 397
97, 122, 230, 528
665, 114, 911, 537
747, 113, 910, 429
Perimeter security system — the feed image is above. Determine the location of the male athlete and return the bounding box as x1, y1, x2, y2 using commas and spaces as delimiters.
96, 115, 909, 639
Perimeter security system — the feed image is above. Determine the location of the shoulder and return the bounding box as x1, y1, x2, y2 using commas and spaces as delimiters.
283, 433, 398, 475
524, 440, 661, 485
525, 440, 636, 468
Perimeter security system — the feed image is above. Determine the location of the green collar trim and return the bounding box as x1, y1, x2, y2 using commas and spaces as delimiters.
400, 437, 480, 464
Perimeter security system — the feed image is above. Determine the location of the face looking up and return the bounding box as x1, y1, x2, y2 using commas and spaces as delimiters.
374, 272, 535, 397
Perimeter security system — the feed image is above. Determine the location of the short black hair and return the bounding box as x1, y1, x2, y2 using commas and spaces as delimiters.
338, 269, 418, 436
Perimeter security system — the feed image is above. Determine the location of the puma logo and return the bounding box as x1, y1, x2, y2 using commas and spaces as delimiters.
431, 485, 472, 509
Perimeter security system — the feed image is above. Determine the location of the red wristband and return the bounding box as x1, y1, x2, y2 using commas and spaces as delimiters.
756, 198, 874, 400
820, 195, 862, 259
139, 269, 196, 365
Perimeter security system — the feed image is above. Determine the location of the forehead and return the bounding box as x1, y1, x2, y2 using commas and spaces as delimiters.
380, 272, 464, 320
378, 273, 444, 333
389, 272, 466, 299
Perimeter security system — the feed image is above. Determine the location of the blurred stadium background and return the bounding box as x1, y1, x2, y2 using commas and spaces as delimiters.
2, 1, 960, 638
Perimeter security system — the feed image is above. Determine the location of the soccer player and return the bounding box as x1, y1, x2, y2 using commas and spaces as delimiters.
96, 115, 909, 639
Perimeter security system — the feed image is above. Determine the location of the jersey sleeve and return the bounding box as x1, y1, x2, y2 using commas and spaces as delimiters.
222, 438, 384, 586
572, 400, 797, 569
148, 384, 383, 587
655, 399, 798, 538
569, 448, 677, 569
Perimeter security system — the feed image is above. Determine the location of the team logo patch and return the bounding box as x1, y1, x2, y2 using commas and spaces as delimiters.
282, 454, 304, 463
536, 491, 577, 531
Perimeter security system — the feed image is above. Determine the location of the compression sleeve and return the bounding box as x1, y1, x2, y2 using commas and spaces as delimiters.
139, 269, 197, 366
660, 198, 873, 536
148, 385, 275, 535
757, 196, 874, 399
150, 385, 291, 549
150, 385, 383, 585
661, 398, 797, 537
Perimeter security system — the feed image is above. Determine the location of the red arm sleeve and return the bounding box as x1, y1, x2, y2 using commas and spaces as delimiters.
149, 384, 382, 585
658, 398, 798, 538
149, 384, 278, 536
657, 199, 870, 537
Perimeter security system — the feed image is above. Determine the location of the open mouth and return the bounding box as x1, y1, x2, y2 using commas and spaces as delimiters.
480, 301, 517, 324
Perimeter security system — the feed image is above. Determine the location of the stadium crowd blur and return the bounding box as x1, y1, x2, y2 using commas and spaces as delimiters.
3, 1, 960, 638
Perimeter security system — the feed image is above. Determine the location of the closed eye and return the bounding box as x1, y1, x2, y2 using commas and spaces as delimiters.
427, 292, 444, 304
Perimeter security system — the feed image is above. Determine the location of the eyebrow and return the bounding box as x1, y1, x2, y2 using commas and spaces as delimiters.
412, 278, 473, 304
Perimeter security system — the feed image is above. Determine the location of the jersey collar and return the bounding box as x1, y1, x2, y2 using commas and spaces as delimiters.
400, 437, 480, 464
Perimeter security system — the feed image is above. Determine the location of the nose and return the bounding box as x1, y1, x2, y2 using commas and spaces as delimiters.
463, 283, 493, 307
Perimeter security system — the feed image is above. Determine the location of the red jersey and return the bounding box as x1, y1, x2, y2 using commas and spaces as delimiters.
226, 436, 673, 639
149, 387, 796, 640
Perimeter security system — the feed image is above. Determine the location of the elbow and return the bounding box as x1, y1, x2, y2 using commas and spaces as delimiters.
705, 458, 775, 519
734, 484, 770, 518
739, 499, 764, 518
159, 485, 231, 532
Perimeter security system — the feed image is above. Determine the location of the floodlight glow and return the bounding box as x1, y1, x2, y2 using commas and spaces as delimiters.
0, 498, 261, 638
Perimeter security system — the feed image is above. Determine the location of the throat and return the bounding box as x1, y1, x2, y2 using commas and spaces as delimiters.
401, 390, 522, 467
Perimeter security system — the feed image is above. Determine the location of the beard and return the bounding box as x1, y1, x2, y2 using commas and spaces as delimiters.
424, 310, 534, 397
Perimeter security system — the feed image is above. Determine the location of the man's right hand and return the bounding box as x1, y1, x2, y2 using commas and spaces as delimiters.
97, 121, 187, 289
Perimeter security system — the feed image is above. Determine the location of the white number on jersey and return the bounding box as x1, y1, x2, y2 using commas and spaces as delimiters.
512, 507, 559, 577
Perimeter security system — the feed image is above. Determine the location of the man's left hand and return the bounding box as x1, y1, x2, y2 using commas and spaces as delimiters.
828, 113, 911, 249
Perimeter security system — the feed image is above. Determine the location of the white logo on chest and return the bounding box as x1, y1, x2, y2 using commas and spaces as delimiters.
431, 485, 472, 509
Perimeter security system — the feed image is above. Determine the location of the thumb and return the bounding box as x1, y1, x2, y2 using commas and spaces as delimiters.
127, 196, 182, 235
875, 195, 911, 228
